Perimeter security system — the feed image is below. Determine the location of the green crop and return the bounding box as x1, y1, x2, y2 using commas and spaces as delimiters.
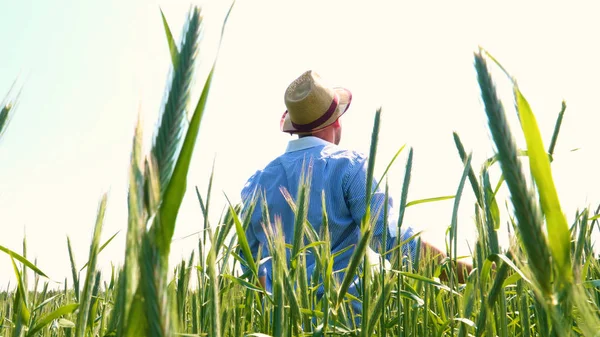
1, 5, 599, 337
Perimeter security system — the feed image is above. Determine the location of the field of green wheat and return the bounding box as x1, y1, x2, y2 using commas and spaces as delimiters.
2, 5, 600, 337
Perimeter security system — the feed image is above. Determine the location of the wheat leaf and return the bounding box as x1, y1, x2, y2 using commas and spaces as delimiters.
160, 7, 180, 67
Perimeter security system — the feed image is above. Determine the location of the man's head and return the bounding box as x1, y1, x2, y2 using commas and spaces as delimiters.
280, 70, 352, 144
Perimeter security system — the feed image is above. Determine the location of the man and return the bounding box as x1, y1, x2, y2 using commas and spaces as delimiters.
239, 70, 470, 302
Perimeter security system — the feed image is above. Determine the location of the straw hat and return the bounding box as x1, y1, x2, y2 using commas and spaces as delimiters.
280, 70, 352, 134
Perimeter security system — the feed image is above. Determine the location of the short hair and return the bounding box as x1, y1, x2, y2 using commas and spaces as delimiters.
297, 119, 340, 138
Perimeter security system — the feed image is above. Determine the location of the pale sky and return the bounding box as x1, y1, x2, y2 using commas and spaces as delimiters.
1, 0, 599, 288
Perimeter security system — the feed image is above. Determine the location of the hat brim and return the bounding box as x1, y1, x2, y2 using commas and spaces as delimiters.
280, 87, 352, 134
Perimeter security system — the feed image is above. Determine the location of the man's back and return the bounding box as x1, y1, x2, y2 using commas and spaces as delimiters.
241, 136, 417, 292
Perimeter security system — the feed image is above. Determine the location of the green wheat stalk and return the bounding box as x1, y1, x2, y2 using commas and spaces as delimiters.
152, 7, 201, 194
474, 51, 551, 296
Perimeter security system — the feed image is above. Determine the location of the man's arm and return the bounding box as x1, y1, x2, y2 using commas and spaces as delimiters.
239, 183, 270, 290
343, 157, 473, 283
258, 275, 267, 289
344, 157, 395, 251
420, 240, 473, 284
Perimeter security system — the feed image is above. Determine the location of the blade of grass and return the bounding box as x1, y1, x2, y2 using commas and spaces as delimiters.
74, 194, 107, 337
203, 157, 216, 239
271, 217, 286, 337
517, 280, 531, 337
290, 163, 310, 276
395, 147, 413, 336
360, 107, 383, 335
11, 256, 30, 324
124, 286, 149, 337
367, 275, 395, 335
374, 144, 406, 192
547, 101, 566, 158
397, 148, 413, 239
453, 132, 483, 207
336, 227, 372, 309
406, 195, 455, 208
514, 87, 572, 286
80, 230, 120, 271
32, 294, 61, 312
206, 247, 221, 337
115, 112, 146, 336
282, 268, 303, 335
21, 236, 27, 310
451, 153, 471, 261
66, 237, 80, 302
160, 8, 180, 67
0, 102, 12, 138
0, 81, 22, 140
448, 153, 472, 332
0, 245, 49, 278
226, 193, 258, 278
86, 271, 102, 332
363, 108, 382, 230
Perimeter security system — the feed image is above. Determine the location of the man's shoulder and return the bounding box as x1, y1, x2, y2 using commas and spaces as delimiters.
322, 145, 368, 167
241, 169, 260, 198
240, 157, 284, 198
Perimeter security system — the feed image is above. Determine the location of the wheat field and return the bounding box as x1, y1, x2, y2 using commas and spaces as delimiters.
1, 5, 600, 337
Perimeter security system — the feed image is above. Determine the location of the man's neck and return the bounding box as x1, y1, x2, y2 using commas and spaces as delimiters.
285, 136, 334, 153
298, 134, 332, 142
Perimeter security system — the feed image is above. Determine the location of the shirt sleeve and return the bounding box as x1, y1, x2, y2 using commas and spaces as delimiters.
344, 156, 418, 262
239, 172, 269, 279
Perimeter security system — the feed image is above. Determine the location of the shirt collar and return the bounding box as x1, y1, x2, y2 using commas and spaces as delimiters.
285, 136, 333, 153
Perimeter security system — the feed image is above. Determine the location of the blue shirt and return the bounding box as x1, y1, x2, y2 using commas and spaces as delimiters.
240, 136, 417, 293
